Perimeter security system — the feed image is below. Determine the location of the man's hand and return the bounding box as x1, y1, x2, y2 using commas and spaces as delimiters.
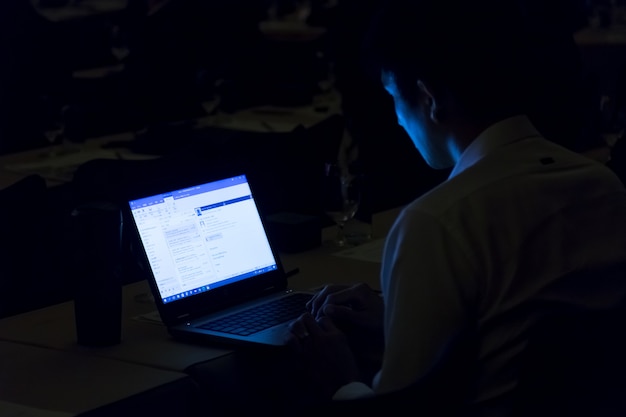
308, 283, 384, 332
286, 312, 361, 399
307, 283, 385, 379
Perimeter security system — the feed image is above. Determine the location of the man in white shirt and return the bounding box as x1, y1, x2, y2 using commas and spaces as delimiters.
287, 0, 626, 414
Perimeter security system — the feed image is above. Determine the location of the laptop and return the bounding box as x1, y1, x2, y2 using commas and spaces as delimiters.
126, 173, 314, 348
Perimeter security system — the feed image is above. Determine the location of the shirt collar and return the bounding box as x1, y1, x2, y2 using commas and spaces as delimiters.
449, 115, 542, 179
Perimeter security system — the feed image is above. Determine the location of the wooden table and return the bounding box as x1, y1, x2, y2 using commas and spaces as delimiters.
0, 206, 400, 365
0, 206, 401, 415
0, 340, 198, 416
0, 281, 231, 372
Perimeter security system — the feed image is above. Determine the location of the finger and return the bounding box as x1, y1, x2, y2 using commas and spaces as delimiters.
316, 315, 340, 333
313, 291, 359, 321
300, 312, 325, 339
305, 287, 324, 311
305, 295, 317, 314
288, 314, 310, 340
310, 284, 354, 316
324, 286, 359, 308
321, 304, 358, 323
308, 285, 334, 316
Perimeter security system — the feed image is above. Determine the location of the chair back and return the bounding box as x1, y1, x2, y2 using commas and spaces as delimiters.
514, 304, 626, 416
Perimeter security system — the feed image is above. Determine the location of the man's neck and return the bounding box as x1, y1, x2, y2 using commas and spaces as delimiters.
446, 120, 494, 165
452, 107, 528, 160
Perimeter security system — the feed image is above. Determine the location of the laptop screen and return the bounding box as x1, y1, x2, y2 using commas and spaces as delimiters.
128, 174, 278, 305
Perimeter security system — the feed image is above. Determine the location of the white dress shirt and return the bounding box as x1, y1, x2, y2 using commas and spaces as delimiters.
335, 115, 626, 411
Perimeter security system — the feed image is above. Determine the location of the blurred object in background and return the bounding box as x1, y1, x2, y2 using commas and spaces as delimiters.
0, 0, 72, 154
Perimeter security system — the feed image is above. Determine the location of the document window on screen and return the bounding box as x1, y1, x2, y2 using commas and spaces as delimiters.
129, 176, 278, 304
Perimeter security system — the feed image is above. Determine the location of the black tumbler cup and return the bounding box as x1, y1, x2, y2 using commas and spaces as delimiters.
70, 201, 123, 347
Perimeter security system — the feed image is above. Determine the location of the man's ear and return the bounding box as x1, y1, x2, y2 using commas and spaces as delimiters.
417, 80, 441, 124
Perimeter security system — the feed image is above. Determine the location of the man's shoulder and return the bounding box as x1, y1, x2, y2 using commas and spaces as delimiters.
406, 138, 625, 221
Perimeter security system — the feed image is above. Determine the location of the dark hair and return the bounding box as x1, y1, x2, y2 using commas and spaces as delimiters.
362, 0, 533, 118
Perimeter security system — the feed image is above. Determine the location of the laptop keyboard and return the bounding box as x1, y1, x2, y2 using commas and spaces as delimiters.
198, 292, 312, 336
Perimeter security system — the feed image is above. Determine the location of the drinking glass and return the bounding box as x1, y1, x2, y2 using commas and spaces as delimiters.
322, 161, 360, 247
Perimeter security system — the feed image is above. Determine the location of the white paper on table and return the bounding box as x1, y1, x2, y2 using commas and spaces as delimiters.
132, 310, 164, 326
0, 401, 73, 417
332, 238, 385, 263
